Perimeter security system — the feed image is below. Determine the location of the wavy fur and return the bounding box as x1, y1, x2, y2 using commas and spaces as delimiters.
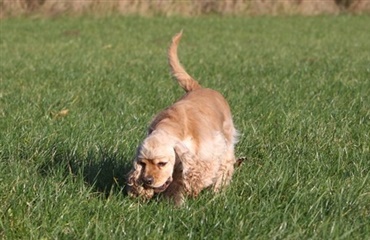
126, 31, 238, 206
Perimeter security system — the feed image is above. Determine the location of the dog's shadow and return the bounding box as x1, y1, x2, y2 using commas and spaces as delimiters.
38, 143, 133, 197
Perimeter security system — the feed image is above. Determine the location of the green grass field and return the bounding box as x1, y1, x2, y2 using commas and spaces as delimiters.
1, 15, 369, 239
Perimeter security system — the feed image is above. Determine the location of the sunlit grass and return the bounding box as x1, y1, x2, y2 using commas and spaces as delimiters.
0, 15, 369, 239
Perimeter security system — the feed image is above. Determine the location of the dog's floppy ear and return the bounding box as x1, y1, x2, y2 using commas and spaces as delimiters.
126, 160, 143, 195
173, 142, 202, 197
174, 142, 196, 172
174, 142, 190, 154
174, 142, 189, 170
127, 159, 142, 185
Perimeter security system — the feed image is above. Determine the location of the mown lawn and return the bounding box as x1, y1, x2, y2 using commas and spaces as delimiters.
0, 15, 369, 239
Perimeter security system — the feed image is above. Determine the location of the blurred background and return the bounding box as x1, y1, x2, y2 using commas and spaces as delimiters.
1, 0, 370, 18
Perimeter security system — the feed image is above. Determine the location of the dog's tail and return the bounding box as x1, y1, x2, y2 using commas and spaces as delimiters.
168, 31, 201, 92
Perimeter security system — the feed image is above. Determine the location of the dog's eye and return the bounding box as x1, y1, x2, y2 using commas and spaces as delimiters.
138, 161, 146, 167
157, 162, 167, 167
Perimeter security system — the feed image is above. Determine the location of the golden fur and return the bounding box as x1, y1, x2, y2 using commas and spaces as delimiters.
126, 31, 238, 205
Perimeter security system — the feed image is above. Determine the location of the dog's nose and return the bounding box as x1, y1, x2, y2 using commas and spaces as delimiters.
143, 176, 154, 186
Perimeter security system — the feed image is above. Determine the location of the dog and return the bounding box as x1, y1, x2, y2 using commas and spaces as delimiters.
126, 31, 238, 205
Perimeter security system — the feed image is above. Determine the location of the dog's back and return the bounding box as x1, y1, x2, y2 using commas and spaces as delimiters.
149, 32, 237, 153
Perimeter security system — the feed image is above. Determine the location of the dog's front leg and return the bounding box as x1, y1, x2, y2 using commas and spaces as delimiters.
163, 179, 185, 206
172, 143, 205, 200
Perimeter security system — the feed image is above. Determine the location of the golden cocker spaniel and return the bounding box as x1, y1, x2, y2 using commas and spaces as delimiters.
126, 31, 238, 205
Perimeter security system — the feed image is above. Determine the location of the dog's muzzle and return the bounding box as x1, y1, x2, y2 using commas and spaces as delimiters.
144, 177, 172, 193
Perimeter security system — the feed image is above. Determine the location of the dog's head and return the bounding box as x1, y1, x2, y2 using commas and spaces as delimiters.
133, 134, 178, 193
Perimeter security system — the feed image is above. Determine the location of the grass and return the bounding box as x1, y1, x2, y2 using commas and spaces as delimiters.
1, 15, 370, 239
